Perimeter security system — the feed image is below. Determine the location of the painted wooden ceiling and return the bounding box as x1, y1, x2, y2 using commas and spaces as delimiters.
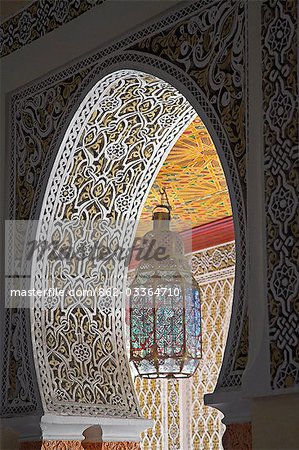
138, 116, 232, 235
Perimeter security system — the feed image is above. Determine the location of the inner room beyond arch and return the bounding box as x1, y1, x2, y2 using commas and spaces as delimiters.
127, 115, 235, 448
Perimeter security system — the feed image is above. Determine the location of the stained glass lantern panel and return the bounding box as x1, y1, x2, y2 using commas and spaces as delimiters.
130, 204, 202, 378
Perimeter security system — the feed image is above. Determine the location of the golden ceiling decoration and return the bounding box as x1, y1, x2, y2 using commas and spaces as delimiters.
138, 116, 232, 235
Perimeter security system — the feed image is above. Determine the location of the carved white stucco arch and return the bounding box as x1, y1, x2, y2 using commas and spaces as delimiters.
27, 59, 246, 418
30, 69, 196, 416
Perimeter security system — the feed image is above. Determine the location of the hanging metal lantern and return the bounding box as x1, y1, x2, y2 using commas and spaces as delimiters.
129, 189, 202, 378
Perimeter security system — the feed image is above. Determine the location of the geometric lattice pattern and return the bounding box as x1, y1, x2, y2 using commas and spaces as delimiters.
29, 70, 195, 417
135, 242, 235, 449
139, 117, 232, 234
262, 0, 299, 389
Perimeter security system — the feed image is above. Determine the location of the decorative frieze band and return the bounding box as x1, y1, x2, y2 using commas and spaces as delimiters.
0, 0, 106, 58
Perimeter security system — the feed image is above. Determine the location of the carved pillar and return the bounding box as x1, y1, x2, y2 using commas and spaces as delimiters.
222, 423, 252, 450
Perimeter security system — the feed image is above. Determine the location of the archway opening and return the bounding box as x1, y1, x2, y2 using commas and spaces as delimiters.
28, 69, 238, 443
127, 115, 235, 449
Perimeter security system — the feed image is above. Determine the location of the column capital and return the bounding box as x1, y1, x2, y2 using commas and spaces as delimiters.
40, 414, 153, 442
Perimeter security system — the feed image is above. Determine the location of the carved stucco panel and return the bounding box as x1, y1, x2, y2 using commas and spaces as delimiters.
262, 0, 298, 389
4, 0, 249, 418
30, 70, 196, 415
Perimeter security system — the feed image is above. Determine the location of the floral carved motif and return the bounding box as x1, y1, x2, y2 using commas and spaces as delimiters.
13, 67, 94, 221
132, 0, 247, 194
31, 71, 195, 416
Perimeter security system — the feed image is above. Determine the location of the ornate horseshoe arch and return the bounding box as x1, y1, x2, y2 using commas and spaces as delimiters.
28, 55, 247, 417
3, 1, 248, 424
